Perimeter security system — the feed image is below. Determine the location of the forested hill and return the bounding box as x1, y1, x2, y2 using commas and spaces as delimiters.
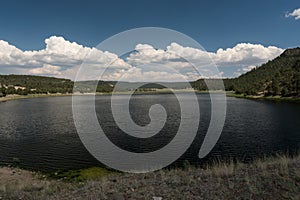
0, 75, 115, 95
226, 48, 300, 96
0, 75, 74, 95
192, 48, 300, 96
0, 48, 300, 97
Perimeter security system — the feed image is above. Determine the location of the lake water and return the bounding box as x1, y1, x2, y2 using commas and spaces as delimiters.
0, 94, 299, 171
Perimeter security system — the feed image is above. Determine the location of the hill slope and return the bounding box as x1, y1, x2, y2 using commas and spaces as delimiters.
0, 75, 73, 95
227, 48, 300, 96
0, 75, 115, 95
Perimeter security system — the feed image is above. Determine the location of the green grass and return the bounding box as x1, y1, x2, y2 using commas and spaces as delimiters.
47, 167, 119, 182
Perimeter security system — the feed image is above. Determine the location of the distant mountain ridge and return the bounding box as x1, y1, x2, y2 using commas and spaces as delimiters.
0, 47, 299, 97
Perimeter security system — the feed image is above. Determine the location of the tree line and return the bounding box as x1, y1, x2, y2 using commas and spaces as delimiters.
192, 48, 300, 97
0, 48, 299, 97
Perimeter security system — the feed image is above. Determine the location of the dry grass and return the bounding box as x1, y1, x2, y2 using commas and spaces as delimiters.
0, 154, 300, 199
205, 159, 237, 177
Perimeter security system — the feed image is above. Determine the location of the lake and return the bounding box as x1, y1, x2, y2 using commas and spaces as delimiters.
0, 94, 299, 171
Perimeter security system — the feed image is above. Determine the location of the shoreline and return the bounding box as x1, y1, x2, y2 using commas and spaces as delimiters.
0, 90, 223, 103
0, 93, 73, 103
0, 153, 299, 199
226, 93, 300, 103
1, 91, 299, 104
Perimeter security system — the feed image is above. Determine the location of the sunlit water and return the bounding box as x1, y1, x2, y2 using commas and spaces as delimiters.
0, 94, 299, 171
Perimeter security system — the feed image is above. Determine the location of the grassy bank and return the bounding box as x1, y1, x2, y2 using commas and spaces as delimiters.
227, 93, 300, 103
1, 154, 299, 199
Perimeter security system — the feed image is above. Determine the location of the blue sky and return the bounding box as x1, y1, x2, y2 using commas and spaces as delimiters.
0, 0, 299, 80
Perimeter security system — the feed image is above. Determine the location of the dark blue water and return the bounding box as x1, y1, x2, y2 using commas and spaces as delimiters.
0, 94, 299, 171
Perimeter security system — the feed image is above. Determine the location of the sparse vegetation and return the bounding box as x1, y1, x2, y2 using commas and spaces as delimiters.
0, 153, 299, 199
47, 167, 118, 182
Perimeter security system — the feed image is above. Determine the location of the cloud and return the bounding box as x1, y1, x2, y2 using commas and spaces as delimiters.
28, 64, 62, 76
0, 36, 284, 81
214, 43, 283, 66
0, 36, 131, 80
242, 65, 256, 72
125, 42, 283, 80
128, 42, 283, 68
0, 40, 28, 66
102, 67, 191, 82
286, 8, 300, 20
233, 71, 242, 77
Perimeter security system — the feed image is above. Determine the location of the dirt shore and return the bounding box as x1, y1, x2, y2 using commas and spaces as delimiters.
0, 154, 299, 199
0, 94, 74, 103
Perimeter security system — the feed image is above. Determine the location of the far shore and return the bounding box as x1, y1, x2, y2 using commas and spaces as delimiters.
227, 93, 300, 103
0, 93, 73, 103
1, 90, 299, 104
0, 89, 226, 103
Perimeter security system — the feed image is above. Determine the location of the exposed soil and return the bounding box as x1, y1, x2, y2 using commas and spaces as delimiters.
0, 155, 299, 199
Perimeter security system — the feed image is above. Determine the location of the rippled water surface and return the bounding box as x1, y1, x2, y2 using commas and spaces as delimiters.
0, 94, 299, 171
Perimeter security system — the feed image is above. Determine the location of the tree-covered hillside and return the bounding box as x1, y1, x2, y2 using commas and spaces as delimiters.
0, 75, 74, 95
0, 75, 116, 96
192, 48, 300, 97
226, 48, 300, 96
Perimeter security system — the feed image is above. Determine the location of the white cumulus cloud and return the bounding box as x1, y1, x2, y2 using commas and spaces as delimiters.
242, 65, 256, 72
28, 64, 62, 76
286, 8, 300, 20
212, 43, 283, 68
0, 36, 131, 80
0, 36, 284, 81
125, 42, 283, 80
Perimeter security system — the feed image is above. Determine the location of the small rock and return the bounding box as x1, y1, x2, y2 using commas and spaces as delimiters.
23, 185, 43, 192
107, 193, 125, 200
99, 193, 107, 199
153, 197, 163, 200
